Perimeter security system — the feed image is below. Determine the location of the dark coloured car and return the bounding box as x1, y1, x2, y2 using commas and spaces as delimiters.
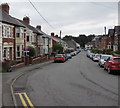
66, 54, 72, 59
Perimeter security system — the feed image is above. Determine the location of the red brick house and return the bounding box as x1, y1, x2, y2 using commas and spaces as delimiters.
0, 3, 25, 61
113, 26, 120, 52
107, 29, 114, 50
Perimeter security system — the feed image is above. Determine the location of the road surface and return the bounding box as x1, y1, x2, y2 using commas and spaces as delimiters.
14, 51, 119, 106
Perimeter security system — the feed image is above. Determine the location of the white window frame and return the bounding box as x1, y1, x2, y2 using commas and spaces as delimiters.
26, 32, 30, 42
16, 45, 21, 58
16, 28, 20, 38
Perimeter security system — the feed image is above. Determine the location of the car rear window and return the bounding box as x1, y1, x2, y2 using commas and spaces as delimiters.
101, 56, 109, 60
113, 58, 120, 62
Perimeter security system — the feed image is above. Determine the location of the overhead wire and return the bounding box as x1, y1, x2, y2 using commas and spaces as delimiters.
90, 2, 117, 10
28, 0, 55, 29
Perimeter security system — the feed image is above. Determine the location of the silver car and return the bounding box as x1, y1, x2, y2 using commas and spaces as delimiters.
93, 54, 101, 62
98, 54, 113, 67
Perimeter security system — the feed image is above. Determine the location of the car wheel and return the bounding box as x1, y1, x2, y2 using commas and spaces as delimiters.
107, 67, 112, 74
104, 65, 106, 70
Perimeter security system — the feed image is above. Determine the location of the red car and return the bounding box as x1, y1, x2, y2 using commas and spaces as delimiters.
54, 54, 66, 63
104, 56, 120, 74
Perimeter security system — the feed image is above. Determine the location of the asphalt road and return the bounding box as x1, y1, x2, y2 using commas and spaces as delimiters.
14, 51, 119, 106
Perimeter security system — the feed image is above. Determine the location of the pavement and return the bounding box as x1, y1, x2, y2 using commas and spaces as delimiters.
2, 59, 53, 107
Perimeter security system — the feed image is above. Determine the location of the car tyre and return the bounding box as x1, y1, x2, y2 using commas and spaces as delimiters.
107, 67, 112, 74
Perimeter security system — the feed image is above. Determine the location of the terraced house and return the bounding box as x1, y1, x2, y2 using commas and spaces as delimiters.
0, 3, 68, 68
0, 4, 25, 61
0, 3, 44, 63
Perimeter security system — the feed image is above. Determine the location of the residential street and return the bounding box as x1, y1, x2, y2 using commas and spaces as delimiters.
13, 51, 119, 106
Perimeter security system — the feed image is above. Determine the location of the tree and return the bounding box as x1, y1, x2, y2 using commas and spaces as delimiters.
87, 34, 95, 42
62, 34, 95, 48
62, 35, 73, 40
53, 43, 63, 54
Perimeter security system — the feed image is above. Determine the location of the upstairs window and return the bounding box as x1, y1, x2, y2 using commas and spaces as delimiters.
21, 28, 24, 38
3, 25, 7, 37
10, 27, 13, 37
26, 33, 30, 42
16, 28, 20, 38
3, 25, 13, 38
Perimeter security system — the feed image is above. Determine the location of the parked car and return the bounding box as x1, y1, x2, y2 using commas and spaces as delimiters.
63, 54, 69, 61
86, 50, 91, 58
89, 53, 95, 59
66, 54, 72, 59
54, 54, 66, 63
92, 54, 101, 62
98, 54, 112, 67
104, 56, 120, 74
71, 52, 76, 56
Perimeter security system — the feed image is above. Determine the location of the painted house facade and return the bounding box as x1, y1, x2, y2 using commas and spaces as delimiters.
37, 26, 53, 55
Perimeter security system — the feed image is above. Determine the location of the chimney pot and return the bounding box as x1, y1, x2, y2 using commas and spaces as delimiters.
51, 32, 55, 37
55, 35, 58, 38
23, 16, 30, 24
36, 25, 41, 30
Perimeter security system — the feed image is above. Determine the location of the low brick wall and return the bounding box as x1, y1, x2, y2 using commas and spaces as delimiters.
11, 62, 25, 70
2, 55, 53, 72
32, 56, 47, 64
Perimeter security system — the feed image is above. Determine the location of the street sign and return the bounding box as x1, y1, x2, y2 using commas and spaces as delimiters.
23, 48, 30, 52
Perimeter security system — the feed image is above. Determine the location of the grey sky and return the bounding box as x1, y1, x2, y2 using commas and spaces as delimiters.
1, 0, 119, 37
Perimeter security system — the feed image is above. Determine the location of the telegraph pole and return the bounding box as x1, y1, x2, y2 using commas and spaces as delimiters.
104, 26, 107, 50
60, 30, 62, 44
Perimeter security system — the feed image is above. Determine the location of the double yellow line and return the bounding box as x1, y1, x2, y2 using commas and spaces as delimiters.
15, 92, 34, 108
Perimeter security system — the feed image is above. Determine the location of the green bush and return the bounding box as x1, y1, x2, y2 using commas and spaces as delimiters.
53, 44, 63, 54
0, 68, 7, 72
92, 49, 102, 54
27, 46, 36, 57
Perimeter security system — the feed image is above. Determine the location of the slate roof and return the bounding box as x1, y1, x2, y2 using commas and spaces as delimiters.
0, 10, 24, 27
18, 20, 43, 35
0, 10, 43, 35
36, 29, 51, 38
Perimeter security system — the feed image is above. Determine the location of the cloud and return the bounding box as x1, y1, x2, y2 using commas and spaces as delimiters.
1, 2, 118, 37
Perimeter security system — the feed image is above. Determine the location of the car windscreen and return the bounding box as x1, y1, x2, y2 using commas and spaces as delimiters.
113, 58, 120, 62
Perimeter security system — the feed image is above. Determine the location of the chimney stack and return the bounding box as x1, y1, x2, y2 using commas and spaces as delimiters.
23, 16, 30, 24
0, 3, 10, 14
36, 25, 41, 30
55, 35, 59, 38
51, 32, 55, 37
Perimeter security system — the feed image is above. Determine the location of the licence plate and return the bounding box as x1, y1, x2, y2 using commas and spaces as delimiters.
56, 58, 61, 60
